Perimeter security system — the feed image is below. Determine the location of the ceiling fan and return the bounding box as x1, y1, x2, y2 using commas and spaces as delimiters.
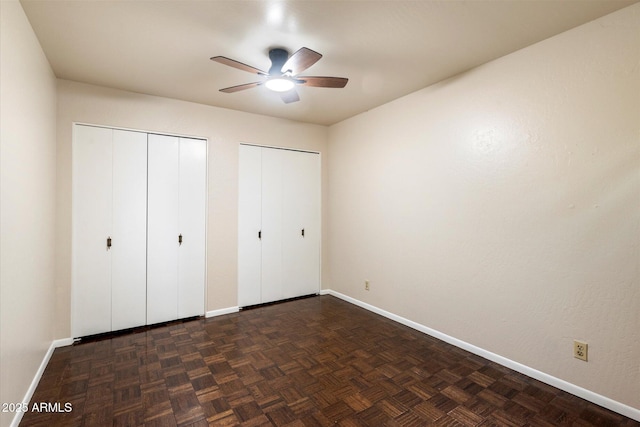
210, 47, 348, 103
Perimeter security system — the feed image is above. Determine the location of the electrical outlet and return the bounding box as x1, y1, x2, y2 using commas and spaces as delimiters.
365, 280, 370, 291
574, 340, 588, 361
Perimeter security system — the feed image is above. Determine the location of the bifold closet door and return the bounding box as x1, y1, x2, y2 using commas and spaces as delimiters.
72, 125, 147, 337
238, 144, 262, 307
238, 144, 283, 305
111, 130, 148, 331
237, 144, 320, 307
147, 134, 206, 324
281, 149, 320, 299
260, 148, 284, 304
177, 138, 206, 318
73, 125, 113, 337
147, 134, 180, 324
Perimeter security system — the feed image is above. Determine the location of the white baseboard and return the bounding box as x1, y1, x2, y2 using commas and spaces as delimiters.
205, 306, 239, 318
10, 338, 74, 427
321, 289, 640, 422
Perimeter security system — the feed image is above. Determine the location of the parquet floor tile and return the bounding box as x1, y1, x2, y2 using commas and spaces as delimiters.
19, 295, 639, 426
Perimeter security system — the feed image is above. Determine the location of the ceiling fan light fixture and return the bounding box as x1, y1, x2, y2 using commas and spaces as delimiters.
265, 77, 295, 92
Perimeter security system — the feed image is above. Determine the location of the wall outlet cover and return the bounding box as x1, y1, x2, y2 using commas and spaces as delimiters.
574, 340, 588, 361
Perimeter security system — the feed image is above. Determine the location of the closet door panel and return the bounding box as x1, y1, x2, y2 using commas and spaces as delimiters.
282, 150, 321, 298
178, 138, 207, 317
260, 148, 284, 304
238, 145, 263, 307
281, 150, 303, 299
72, 125, 113, 337
299, 151, 321, 296
147, 134, 180, 324
111, 130, 148, 331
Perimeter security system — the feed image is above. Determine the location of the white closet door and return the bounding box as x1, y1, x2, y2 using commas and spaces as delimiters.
260, 148, 284, 304
72, 125, 113, 337
282, 150, 321, 298
147, 134, 180, 324
111, 130, 148, 331
238, 145, 262, 307
177, 138, 206, 317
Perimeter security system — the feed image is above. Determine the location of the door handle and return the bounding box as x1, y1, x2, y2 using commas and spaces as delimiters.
178, 234, 183, 245
301, 228, 305, 237
258, 230, 262, 240
107, 236, 112, 250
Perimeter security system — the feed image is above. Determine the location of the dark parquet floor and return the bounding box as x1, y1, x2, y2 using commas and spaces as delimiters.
20, 295, 639, 426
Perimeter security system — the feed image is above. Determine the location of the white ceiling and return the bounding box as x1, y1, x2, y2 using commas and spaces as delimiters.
21, 0, 637, 126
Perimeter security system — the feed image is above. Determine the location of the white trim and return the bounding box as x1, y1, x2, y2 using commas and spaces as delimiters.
206, 306, 239, 318
239, 141, 320, 155
10, 338, 74, 427
73, 121, 207, 141
53, 338, 75, 348
322, 289, 640, 422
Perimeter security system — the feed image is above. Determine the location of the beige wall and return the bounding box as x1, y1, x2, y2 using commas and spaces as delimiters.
327, 4, 639, 410
55, 80, 328, 338
0, 1, 58, 426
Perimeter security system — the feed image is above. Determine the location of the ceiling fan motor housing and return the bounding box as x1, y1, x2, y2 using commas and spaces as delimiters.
268, 48, 290, 75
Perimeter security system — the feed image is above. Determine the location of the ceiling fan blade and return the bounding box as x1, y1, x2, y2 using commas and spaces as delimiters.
297, 76, 348, 88
219, 82, 263, 93
280, 89, 300, 104
210, 56, 267, 75
281, 47, 322, 75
